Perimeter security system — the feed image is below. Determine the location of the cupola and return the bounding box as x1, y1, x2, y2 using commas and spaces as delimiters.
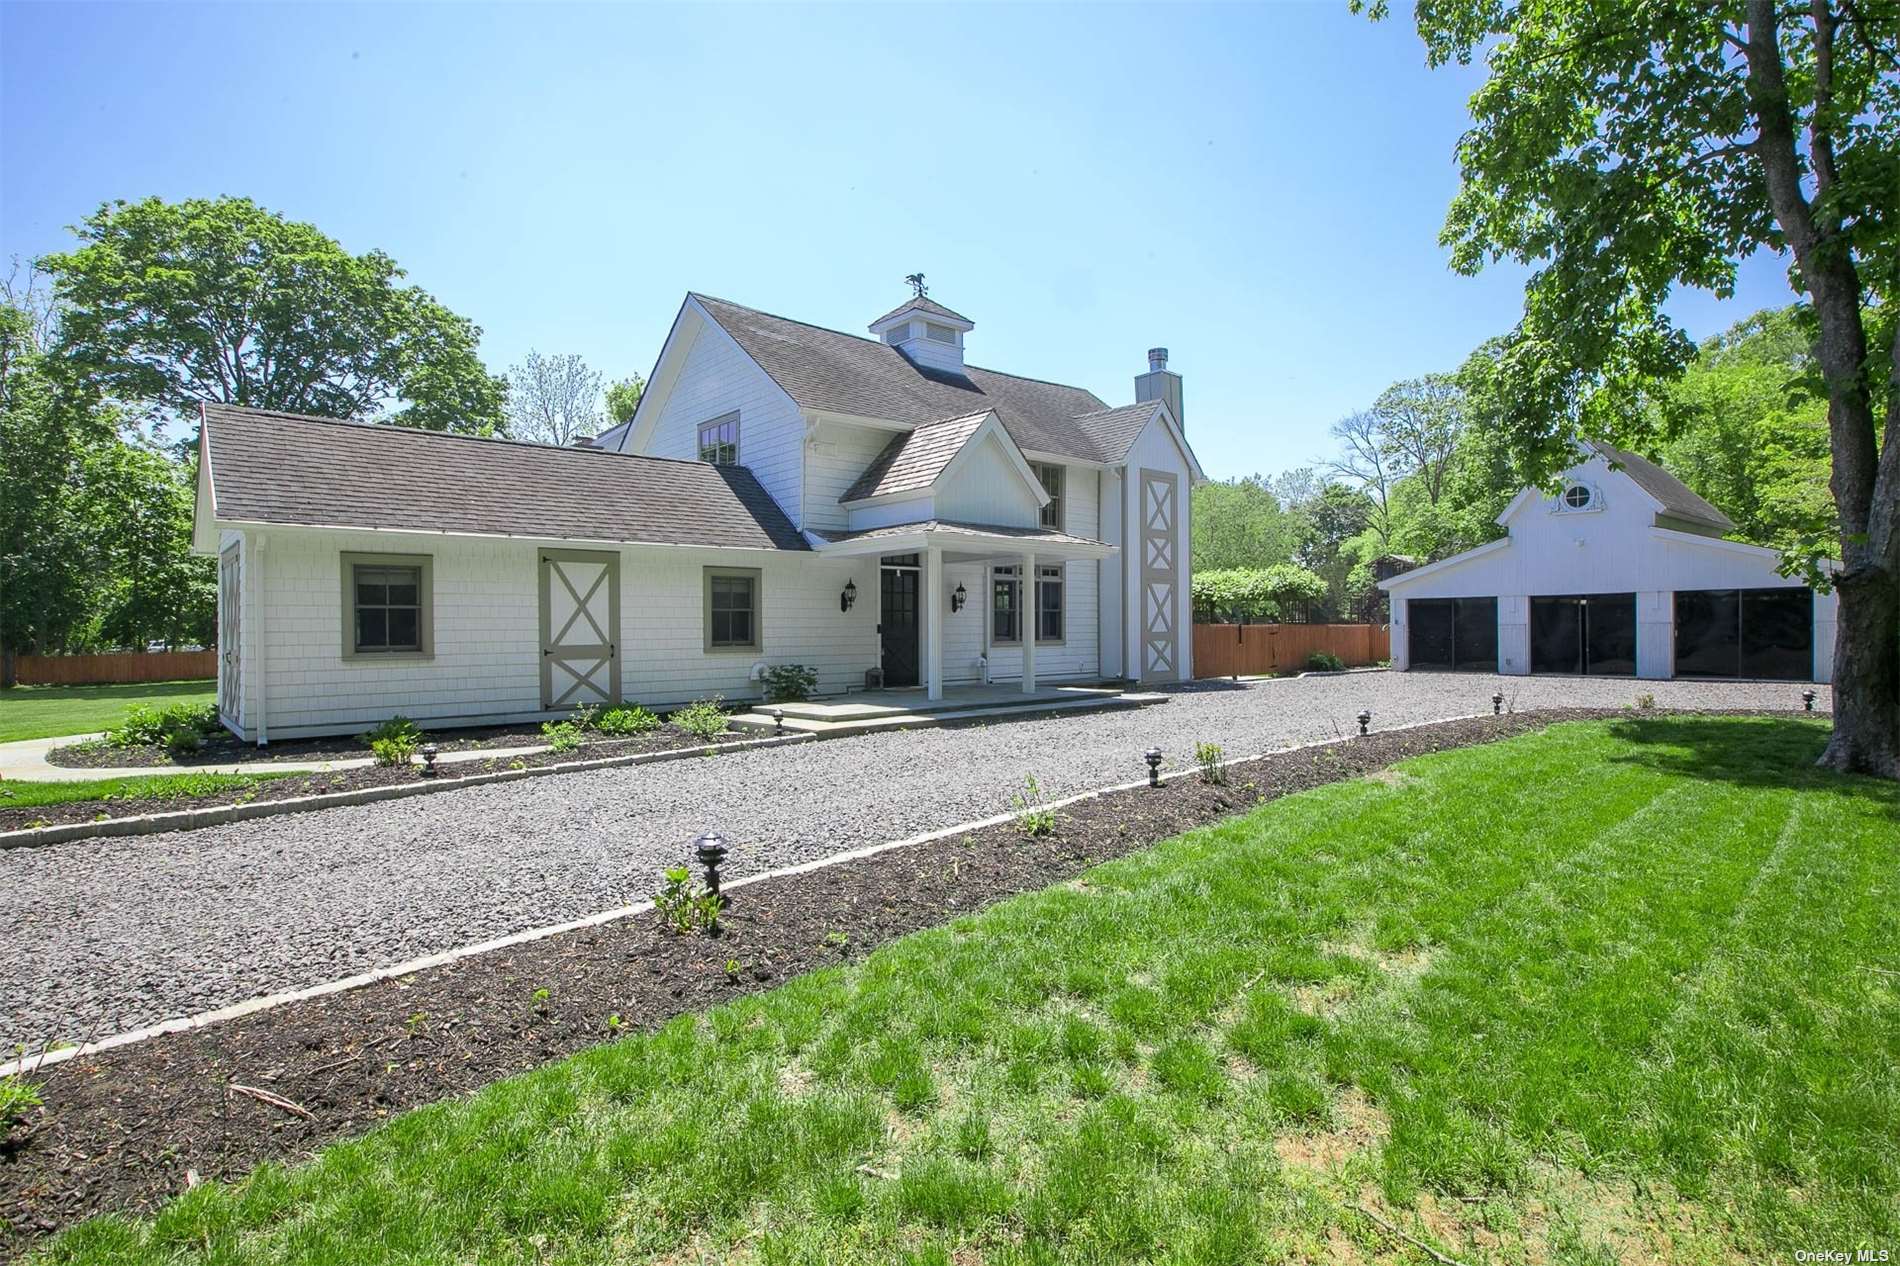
869, 277, 973, 376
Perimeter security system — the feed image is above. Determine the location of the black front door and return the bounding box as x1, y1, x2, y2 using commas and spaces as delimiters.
879, 567, 921, 687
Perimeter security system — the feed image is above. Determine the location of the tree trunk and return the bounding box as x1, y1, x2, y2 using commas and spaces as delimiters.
1822, 569, 1900, 776
1, 644, 14, 690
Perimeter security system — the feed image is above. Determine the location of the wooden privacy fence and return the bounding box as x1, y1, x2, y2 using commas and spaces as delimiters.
11, 649, 217, 687
1193, 624, 1390, 678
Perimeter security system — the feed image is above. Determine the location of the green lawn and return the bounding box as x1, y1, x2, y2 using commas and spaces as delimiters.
0, 770, 288, 812
34, 717, 1899, 1265
0, 680, 216, 743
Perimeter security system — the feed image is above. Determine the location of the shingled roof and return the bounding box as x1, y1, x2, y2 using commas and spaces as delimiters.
693, 295, 1160, 464
870, 295, 973, 327
839, 411, 992, 502
1590, 441, 1735, 533
199, 404, 807, 551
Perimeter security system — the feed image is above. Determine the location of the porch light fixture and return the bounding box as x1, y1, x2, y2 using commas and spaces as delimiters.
951, 582, 967, 613
1356, 709, 1372, 736
1492, 692, 1504, 715
840, 580, 857, 613
1802, 689, 1816, 712
1144, 747, 1163, 787
694, 831, 729, 932
419, 742, 440, 776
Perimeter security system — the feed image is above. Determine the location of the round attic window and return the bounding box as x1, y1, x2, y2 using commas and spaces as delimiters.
1563, 483, 1595, 510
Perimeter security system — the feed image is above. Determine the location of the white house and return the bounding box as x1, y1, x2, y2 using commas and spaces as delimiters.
1379, 443, 1835, 682
194, 290, 1204, 742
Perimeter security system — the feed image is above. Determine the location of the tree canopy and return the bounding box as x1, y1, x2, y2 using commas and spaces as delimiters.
506, 351, 603, 447
42, 196, 507, 434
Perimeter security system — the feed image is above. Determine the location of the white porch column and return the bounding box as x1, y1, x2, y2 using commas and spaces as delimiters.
1021, 549, 1037, 694
923, 546, 944, 701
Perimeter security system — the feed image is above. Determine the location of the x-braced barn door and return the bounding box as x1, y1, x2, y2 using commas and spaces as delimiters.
1140, 469, 1181, 682
218, 546, 241, 720
540, 549, 621, 710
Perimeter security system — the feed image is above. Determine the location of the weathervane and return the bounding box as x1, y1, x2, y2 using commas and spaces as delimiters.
905, 272, 928, 299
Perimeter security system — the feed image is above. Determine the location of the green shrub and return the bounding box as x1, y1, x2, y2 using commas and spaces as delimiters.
1195, 740, 1227, 785
161, 722, 204, 756
569, 703, 600, 731
541, 720, 584, 754
361, 715, 425, 749
106, 701, 217, 749
0, 1072, 43, 1134
1306, 651, 1346, 673
596, 705, 661, 736
761, 663, 819, 703
370, 736, 418, 767
670, 697, 729, 739
654, 866, 722, 935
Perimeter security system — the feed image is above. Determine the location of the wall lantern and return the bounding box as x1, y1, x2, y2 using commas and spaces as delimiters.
840, 580, 857, 613
951, 583, 967, 613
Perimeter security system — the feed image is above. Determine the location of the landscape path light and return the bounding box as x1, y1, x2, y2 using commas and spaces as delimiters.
694, 831, 730, 933
419, 742, 440, 777
1493, 692, 1504, 715
1802, 689, 1816, 712
1357, 709, 1372, 736
772, 708, 785, 736
1144, 747, 1163, 787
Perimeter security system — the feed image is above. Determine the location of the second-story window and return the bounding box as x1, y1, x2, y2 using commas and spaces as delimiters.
1031, 462, 1063, 529
698, 412, 739, 465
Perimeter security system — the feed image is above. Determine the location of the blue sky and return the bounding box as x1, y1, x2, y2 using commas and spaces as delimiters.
1, 2, 1794, 481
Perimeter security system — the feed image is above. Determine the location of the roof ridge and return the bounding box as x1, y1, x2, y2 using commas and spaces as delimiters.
1072, 401, 1155, 419
689, 293, 1101, 403
202, 402, 724, 471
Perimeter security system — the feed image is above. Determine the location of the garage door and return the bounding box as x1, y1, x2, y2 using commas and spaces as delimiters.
1675, 588, 1812, 680
1530, 594, 1637, 676
1407, 597, 1497, 671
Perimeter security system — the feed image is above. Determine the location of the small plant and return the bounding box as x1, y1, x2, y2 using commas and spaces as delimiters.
541, 719, 584, 754
370, 736, 418, 767
1013, 775, 1057, 837
654, 866, 722, 935
724, 958, 743, 981
362, 715, 425, 749
1634, 691, 1657, 711
1306, 650, 1346, 673
160, 721, 204, 756
1195, 740, 1227, 785
823, 929, 851, 949
405, 1011, 427, 1034
0, 1071, 44, 1135
107, 701, 217, 750
606, 1013, 625, 1032
761, 663, 819, 703
596, 705, 661, 736
670, 697, 730, 740
569, 703, 600, 731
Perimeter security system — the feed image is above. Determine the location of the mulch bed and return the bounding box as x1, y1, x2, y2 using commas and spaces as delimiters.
0, 709, 1631, 1248
1, 730, 756, 834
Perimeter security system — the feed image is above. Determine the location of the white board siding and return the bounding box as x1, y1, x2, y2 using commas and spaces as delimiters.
953, 464, 1102, 684
934, 435, 1041, 528
229, 527, 877, 739
1120, 415, 1196, 683
638, 320, 807, 529
804, 420, 897, 534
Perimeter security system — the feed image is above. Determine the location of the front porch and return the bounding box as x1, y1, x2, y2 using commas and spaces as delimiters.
731, 682, 1164, 735
807, 519, 1119, 703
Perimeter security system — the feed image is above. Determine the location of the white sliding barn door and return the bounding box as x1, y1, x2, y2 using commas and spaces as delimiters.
1139, 469, 1181, 683
539, 549, 621, 710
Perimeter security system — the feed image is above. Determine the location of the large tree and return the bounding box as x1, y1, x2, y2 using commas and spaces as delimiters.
604, 373, 645, 427
1366, 0, 1900, 775
1191, 474, 1297, 570
505, 351, 602, 446
42, 196, 507, 434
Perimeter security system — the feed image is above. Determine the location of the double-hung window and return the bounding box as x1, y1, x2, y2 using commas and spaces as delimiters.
1036, 565, 1064, 642
1031, 462, 1063, 530
342, 553, 432, 658
705, 566, 761, 651
698, 412, 739, 465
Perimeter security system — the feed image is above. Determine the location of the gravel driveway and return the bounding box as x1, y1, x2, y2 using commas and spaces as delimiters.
2, 673, 1824, 1050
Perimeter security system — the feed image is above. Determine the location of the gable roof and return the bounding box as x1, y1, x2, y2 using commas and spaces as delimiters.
198, 403, 807, 551
1588, 441, 1734, 533
870, 295, 972, 327
692, 294, 1151, 464
840, 410, 990, 502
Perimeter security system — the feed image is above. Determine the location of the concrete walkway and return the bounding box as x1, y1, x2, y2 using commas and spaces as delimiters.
0, 733, 547, 783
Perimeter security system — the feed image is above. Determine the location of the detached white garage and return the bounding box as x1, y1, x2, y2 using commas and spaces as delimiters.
1379, 444, 1836, 683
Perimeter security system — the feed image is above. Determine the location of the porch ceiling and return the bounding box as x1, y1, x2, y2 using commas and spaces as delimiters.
805, 519, 1117, 561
